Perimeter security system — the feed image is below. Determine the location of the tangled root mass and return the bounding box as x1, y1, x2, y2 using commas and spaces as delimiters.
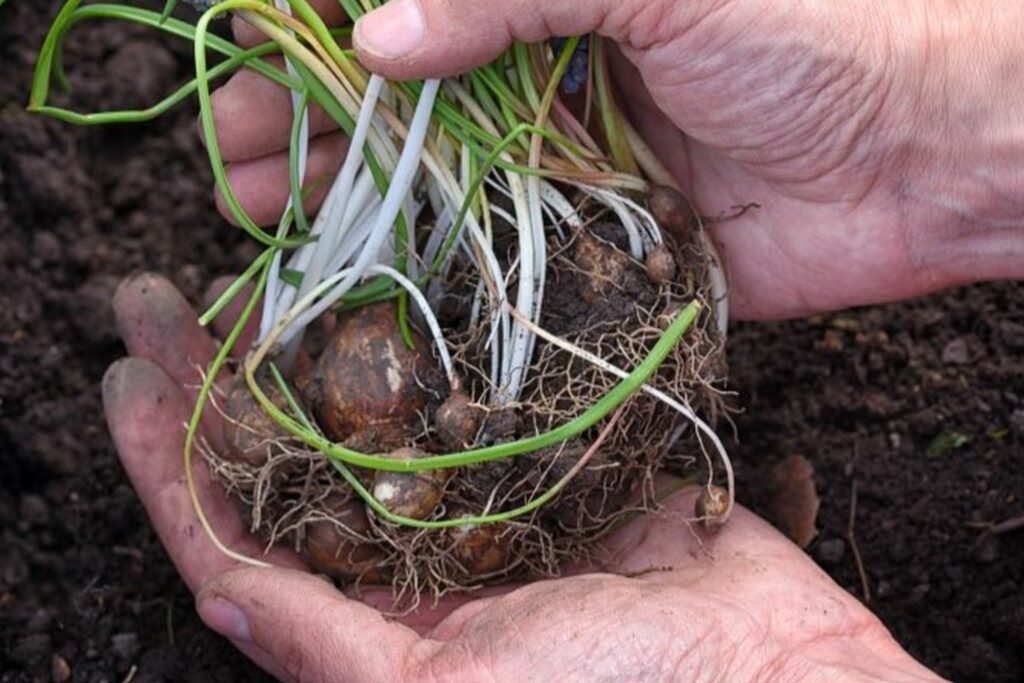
208, 201, 727, 605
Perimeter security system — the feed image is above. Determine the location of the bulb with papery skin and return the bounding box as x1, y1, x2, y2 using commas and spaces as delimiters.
448, 514, 512, 576
311, 302, 443, 451
646, 185, 694, 240
222, 372, 300, 467
302, 494, 389, 583
372, 447, 449, 521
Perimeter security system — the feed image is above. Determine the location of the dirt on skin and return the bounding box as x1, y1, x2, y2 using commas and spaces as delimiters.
1, 1, 1022, 681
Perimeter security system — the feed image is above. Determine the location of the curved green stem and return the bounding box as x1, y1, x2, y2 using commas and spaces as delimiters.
30, 3, 298, 113
183, 253, 275, 566
245, 301, 700, 473
268, 365, 629, 530
288, 91, 312, 235
199, 248, 275, 326
593, 36, 639, 176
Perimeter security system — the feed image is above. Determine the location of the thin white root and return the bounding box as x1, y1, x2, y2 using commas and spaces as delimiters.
701, 231, 730, 339
260, 0, 310, 344
278, 79, 441, 349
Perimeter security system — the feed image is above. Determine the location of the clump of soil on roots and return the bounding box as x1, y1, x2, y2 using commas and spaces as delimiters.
204, 198, 726, 604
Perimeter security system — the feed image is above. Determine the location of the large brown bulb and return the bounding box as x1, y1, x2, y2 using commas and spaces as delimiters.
302, 495, 388, 583
646, 184, 694, 239
449, 519, 511, 576
434, 391, 482, 450
371, 447, 449, 521
573, 231, 631, 303
311, 303, 441, 450
222, 373, 297, 467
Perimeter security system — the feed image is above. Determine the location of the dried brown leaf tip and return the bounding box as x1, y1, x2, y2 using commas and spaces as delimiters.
695, 484, 730, 531
766, 455, 820, 548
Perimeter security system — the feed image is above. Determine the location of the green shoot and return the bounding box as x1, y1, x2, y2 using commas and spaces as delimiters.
27, 0, 733, 550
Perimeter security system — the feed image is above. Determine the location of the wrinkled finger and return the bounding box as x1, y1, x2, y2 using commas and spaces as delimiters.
207, 60, 337, 163
102, 357, 304, 593
233, 0, 348, 48
353, 0, 676, 80
204, 276, 262, 358
197, 567, 422, 683
216, 131, 348, 227
114, 272, 227, 446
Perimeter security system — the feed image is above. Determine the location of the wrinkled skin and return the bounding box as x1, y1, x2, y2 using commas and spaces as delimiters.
210, 0, 1023, 320
104, 273, 941, 682
103, 0, 1024, 679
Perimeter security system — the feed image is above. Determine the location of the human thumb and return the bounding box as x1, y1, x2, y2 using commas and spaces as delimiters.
196, 567, 421, 682
352, 0, 679, 80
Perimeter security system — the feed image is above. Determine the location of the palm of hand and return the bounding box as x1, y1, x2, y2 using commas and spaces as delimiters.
102, 274, 933, 682
608, 2, 947, 320
217, 0, 977, 323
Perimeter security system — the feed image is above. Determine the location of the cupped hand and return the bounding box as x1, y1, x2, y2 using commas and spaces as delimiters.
209, 0, 1024, 320
102, 273, 942, 682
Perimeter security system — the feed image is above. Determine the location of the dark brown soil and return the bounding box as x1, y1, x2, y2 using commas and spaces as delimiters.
1, 1, 266, 680
732, 289, 1024, 683
2, 2, 1022, 681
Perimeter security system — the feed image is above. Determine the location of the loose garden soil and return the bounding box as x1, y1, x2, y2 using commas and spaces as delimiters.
2, 2, 1022, 681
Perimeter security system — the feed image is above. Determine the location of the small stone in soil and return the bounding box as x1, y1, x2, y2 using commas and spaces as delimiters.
111, 632, 139, 661
1009, 408, 1024, 437
941, 337, 970, 365
908, 583, 931, 604
10, 634, 52, 668
1, 548, 29, 586
479, 409, 521, 445
973, 535, 1000, 564
32, 231, 62, 265
137, 645, 184, 679
26, 608, 54, 634
999, 320, 1024, 349
816, 538, 846, 565
51, 654, 71, 683
20, 494, 49, 526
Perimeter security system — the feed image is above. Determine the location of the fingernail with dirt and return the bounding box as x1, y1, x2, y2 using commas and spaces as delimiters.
101, 358, 133, 410
198, 595, 251, 643
113, 272, 199, 357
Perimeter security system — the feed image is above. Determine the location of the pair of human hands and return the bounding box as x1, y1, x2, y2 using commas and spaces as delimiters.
104, 0, 1024, 678
103, 272, 939, 681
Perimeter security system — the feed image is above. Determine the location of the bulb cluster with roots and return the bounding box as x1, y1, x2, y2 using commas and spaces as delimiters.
32, 0, 736, 602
